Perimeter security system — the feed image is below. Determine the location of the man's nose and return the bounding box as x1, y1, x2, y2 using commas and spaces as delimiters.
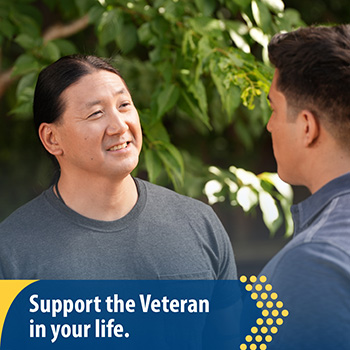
106, 110, 129, 135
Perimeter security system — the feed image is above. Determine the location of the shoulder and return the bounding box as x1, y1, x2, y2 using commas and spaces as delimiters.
260, 237, 350, 294
264, 195, 350, 280
0, 190, 50, 236
137, 178, 215, 216
136, 178, 231, 248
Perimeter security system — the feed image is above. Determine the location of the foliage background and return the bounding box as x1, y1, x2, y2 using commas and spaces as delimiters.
0, 0, 348, 273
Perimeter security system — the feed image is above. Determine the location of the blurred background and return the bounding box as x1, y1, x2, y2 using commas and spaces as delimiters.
1, 0, 349, 276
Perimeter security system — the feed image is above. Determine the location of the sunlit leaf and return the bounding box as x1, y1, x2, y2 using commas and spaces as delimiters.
156, 84, 180, 120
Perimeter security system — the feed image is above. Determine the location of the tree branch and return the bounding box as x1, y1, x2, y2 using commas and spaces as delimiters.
42, 14, 89, 42
0, 14, 90, 99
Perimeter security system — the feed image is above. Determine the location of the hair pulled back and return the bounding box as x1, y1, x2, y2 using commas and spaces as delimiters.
33, 55, 124, 177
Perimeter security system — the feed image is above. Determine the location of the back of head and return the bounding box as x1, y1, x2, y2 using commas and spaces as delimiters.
268, 25, 350, 147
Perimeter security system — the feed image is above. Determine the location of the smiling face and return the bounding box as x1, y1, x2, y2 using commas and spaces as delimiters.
267, 70, 304, 185
53, 69, 142, 181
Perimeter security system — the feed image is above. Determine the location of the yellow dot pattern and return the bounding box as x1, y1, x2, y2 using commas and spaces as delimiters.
262, 310, 269, 317
265, 284, 272, 291
259, 276, 267, 283
255, 335, 262, 342
239, 275, 289, 350
266, 301, 274, 308
251, 292, 258, 300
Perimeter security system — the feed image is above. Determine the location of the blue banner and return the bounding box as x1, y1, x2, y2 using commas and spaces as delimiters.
1, 280, 259, 349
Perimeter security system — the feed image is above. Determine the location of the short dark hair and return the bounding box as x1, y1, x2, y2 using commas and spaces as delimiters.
33, 55, 125, 174
268, 25, 350, 146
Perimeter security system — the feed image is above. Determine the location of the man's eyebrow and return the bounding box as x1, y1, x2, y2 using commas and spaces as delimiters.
84, 88, 128, 108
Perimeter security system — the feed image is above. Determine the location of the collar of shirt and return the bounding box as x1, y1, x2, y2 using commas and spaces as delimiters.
291, 172, 350, 235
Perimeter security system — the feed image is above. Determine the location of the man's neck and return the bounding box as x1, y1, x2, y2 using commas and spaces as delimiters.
54, 173, 138, 221
304, 145, 350, 194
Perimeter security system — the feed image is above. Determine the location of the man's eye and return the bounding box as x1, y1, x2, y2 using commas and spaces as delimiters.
119, 102, 131, 109
88, 110, 103, 118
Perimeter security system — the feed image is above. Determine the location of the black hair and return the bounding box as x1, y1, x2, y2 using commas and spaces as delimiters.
268, 25, 350, 146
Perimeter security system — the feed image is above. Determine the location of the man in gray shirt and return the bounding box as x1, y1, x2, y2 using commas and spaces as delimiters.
256, 25, 350, 349
0, 55, 236, 280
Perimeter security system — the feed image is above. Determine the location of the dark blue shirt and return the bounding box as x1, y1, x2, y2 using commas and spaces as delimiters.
259, 173, 350, 350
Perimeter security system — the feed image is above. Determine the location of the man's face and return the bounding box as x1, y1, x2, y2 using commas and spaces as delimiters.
54, 70, 142, 181
267, 70, 303, 185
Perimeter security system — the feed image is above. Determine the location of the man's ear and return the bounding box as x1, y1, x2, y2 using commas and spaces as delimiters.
38, 123, 63, 156
299, 110, 320, 147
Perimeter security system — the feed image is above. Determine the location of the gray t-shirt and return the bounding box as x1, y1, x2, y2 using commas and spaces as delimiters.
0, 178, 237, 280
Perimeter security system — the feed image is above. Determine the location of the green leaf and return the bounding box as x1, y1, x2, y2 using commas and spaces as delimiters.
162, 142, 184, 177
75, 0, 96, 16
209, 60, 241, 118
97, 8, 123, 46
10, 86, 34, 118
234, 119, 254, 150
40, 41, 61, 62
259, 172, 294, 236
57, 0, 78, 19
144, 121, 170, 143
116, 23, 138, 54
236, 186, 258, 212
12, 54, 39, 77
226, 21, 250, 53
233, 0, 251, 9
9, 12, 40, 37
144, 147, 163, 183
88, 5, 104, 24
53, 39, 78, 56
276, 9, 304, 31
194, 0, 216, 16
189, 17, 225, 36
261, 0, 284, 14
16, 72, 37, 98
251, 0, 272, 32
0, 18, 15, 38
188, 79, 208, 118
161, 0, 185, 23
280, 197, 294, 236
179, 90, 211, 130
137, 22, 152, 44
157, 142, 184, 190
15, 33, 42, 50
259, 191, 282, 235
249, 27, 269, 47
197, 36, 213, 61
156, 84, 180, 120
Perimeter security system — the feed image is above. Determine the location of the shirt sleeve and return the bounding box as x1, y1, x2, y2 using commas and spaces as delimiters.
206, 206, 237, 280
